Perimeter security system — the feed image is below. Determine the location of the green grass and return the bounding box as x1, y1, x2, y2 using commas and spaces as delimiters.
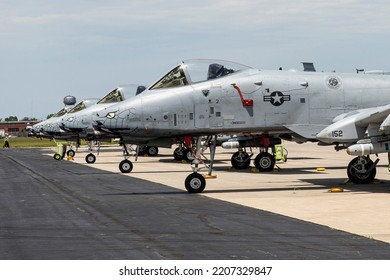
1, 137, 115, 148
1, 137, 61, 148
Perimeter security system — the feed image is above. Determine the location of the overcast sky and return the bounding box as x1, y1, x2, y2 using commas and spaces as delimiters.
1, 0, 390, 120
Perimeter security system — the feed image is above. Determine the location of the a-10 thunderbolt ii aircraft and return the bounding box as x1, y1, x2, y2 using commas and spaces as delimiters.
30, 105, 80, 140
92, 58, 390, 193
41, 98, 99, 138
59, 84, 151, 163
30, 98, 99, 158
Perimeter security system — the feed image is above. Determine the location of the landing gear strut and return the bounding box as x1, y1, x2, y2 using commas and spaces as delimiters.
119, 143, 134, 173
117, 143, 158, 173
85, 140, 100, 164
347, 156, 378, 184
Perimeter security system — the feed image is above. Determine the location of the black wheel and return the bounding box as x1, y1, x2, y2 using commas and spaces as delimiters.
85, 153, 96, 164
53, 153, 61, 160
183, 148, 193, 162
347, 156, 376, 184
173, 147, 185, 161
173, 147, 191, 162
147, 146, 159, 156
119, 159, 133, 173
254, 152, 275, 171
137, 146, 147, 156
185, 173, 206, 193
231, 151, 251, 169
67, 150, 75, 157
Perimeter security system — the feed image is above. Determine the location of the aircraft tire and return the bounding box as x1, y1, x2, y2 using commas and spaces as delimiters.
119, 159, 133, 173
347, 157, 376, 184
173, 147, 185, 161
185, 173, 206, 193
183, 149, 194, 162
254, 152, 275, 172
137, 146, 147, 156
147, 146, 159, 157
85, 153, 96, 164
174, 148, 192, 162
53, 153, 61, 160
231, 151, 251, 169
67, 150, 76, 158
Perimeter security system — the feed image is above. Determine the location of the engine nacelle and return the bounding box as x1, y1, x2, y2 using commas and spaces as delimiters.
316, 114, 366, 144
347, 142, 390, 156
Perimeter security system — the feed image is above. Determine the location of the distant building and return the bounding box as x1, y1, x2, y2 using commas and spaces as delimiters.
0, 121, 39, 137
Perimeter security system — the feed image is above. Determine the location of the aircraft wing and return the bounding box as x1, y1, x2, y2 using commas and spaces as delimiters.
284, 124, 328, 140
316, 104, 390, 143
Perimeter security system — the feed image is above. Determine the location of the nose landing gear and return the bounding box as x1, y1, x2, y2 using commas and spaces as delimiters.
184, 136, 217, 193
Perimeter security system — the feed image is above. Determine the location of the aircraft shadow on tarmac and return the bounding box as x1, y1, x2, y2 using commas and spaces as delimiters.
96, 182, 390, 196
97, 190, 186, 196
211, 165, 320, 175
302, 178, 390, 194
157, 158, 227, 164
45, 153, 390, 195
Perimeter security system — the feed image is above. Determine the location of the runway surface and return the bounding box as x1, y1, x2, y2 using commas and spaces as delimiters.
1, 145, 390, 260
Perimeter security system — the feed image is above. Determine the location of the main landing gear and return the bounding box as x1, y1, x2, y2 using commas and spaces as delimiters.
229, 140, 287, 171
347, 155, 378, 184
173, 145, 193, 162
230, 150, 276, 171
173, 137, 196, 162
231, 150, 251, 169
254, 152, 276, 172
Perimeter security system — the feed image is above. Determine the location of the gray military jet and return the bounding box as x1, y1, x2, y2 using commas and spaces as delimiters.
59, 84, 149, 163
30, 107, 76, 139
93, 59, 390, 193
43, 98, 99, 137
30, 99, 99, 159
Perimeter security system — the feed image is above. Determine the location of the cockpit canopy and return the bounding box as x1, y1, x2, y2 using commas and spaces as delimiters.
68, 99, 99, 114
149, 59, 252, 90
52, 108, 69, 118
97, 85, 146, 104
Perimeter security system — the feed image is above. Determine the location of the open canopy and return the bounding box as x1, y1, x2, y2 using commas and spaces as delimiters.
149, 59, 252, 90
97, 85, 146, 105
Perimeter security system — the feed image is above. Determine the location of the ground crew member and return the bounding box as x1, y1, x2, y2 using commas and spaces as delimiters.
3, 136, 10, 148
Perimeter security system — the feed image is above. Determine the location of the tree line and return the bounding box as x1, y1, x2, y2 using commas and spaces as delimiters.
0, 116, 39, 122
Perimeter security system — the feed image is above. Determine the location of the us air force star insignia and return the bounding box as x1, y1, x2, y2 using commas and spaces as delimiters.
263, 91, 291, 106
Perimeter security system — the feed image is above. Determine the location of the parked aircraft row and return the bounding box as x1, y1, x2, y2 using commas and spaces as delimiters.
30, 59, 390, 193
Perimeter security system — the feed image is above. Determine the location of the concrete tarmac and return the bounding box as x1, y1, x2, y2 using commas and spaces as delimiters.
70, 142, 390, 243
1, 142, 390, 260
